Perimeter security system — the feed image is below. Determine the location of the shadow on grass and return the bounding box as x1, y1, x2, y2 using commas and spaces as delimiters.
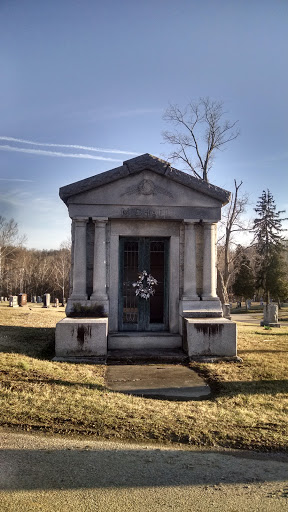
0, 375, 105, 391
255, 331, 288, 336
0, 325, 55, 359
239, 349, 288, 354
219, 379, 288, 395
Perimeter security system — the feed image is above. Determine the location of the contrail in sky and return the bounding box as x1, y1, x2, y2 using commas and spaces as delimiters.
0, 178, 34, 182
0, 136, 139, 156
0, 144, 123, 162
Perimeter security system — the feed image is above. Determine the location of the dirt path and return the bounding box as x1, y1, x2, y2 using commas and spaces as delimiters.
0, 430, 287, 511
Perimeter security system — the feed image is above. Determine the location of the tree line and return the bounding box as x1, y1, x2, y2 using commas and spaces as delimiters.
0, 218, 70, 302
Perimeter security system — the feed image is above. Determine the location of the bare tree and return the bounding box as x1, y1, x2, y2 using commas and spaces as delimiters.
52, 241, 71, 304
0, 216, 26, 294
217, 180, 250, 304
162, 97, 240, 181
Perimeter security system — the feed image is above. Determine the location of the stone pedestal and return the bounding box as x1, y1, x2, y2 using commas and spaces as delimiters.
54, 318, 108, 363
184, 318, 237, 358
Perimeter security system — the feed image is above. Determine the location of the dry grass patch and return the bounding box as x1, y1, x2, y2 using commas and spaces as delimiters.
0, 303, 287, 450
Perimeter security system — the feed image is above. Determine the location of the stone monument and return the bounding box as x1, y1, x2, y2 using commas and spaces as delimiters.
55, 154, 237, 362
261, 304, 280, 327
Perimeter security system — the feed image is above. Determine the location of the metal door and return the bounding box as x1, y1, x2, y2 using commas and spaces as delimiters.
119, 237, 169, 331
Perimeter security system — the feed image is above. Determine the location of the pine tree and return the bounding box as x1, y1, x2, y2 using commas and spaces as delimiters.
232, 253, 255, 303
253, 190, 287, 303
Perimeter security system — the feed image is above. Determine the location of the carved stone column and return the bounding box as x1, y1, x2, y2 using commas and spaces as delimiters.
182, 221, 198, 300
70, 217, 88, 300
90, 218, 108, 301
202, 222, 218, 300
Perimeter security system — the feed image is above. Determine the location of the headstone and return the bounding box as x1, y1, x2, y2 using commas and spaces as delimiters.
37, 296, 42, 303
261, 304, 280, 327
18, 293, 27, 307
32, 296, 37, 303
9, 296, 19, 307
54, 298, 59, 308
223, 304, 231, 319
4, 297, 8, 302
43, 293, 51, 308
1, 297, 4, 302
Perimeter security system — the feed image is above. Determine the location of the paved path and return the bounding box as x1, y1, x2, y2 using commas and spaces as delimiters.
106, 364, 211, 400
232, 313, 263, 324
0, 431, 287, 511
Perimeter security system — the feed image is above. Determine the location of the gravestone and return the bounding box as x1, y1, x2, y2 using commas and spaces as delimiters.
55, 153, 237, 363
55, 298, 59, 307
223, 304, 231, 319
1, 297, 4, 302
261, 304, 280, 327
9, 296, 19, 307
18, 293, 27, 307
37, 296, 42, 303
43, 293, 50, 308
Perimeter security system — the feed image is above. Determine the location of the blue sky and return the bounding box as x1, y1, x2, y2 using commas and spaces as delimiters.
0, 0, 287, 249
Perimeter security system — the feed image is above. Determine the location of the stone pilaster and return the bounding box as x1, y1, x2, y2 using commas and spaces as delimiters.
202, 222, 218, 300
90, 218, 108, 301
182, 221, 198, 300
70, 217, 88, 300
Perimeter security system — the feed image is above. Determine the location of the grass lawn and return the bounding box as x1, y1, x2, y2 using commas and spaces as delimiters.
0, 303, 287, 451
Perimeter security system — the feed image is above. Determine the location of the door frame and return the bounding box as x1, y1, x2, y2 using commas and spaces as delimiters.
108, 220, 180, 334
118, 237, 169, 332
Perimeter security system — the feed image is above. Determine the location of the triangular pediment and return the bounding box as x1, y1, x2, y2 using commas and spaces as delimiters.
60, 154, 230, 207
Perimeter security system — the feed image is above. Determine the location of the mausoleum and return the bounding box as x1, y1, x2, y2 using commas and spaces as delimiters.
55, 154, 237, 362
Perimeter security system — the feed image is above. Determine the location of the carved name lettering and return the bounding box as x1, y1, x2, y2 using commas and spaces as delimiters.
121, 208, 168, 219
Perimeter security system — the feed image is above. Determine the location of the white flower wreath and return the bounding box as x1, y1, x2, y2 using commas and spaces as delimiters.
132, 270, 158, 300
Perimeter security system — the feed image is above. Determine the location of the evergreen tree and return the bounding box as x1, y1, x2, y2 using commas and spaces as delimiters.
232, 253, 255, 302
253, 190, 287, 303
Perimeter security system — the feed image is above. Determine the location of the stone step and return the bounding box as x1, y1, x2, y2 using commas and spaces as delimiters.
108, 333, 182, 350
107, 348, 188, 364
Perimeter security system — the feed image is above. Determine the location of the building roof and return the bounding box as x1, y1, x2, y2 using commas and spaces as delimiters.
59, 153, 230, 206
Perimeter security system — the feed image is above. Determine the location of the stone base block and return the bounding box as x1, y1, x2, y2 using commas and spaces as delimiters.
184, 317, 237, 357
55, 318, 108, 361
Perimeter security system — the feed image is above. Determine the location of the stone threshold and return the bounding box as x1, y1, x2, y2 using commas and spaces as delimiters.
108, 332, 182, 350
107, 348, 188, 364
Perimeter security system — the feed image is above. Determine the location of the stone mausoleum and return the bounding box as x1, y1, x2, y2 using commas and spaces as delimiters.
55, 154, 237, 362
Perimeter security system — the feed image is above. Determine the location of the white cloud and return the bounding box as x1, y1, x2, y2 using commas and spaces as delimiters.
0, 136, 139, 156
0, 144, 123, 161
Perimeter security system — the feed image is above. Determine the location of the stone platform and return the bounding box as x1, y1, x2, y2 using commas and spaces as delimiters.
105, 364, 211, 401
